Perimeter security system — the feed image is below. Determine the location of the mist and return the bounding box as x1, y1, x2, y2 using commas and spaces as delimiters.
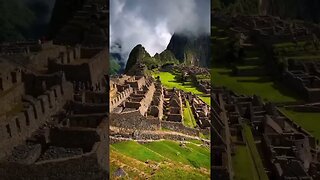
110, 0, 210, 65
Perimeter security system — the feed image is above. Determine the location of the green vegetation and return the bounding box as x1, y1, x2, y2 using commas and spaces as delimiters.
232, 145, 259, 180
199, 132, 210, 140
187, 139, 204, 145
109, 55, 121, 75
111, 140, 210, 169
242, 124, 269, 180
144, 141, 210, 169
110, 140, 210, 179
110, 147, 209, 179
153, 71, 210, 105
111, 141, 165, 162
280, 108, 320, 140
213, 0, 259, 15
273, 41, 308, 48
211, 67, 300, 103
183, 101, 197, 128
154, 50, 180, 65
0, 0, 35, 41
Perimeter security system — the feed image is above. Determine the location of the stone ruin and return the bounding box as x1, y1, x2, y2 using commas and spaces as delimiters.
109, 75, 160, 131
0, 2, 108, 179
109, 73, 211, 143
211, 87, 234, 180
164, 88, 184, 122
178, 65, 211, 94
211, 85, 320, 179
227, 15, 315, 45
188, 93, 211, 128
283, 59, 320, 102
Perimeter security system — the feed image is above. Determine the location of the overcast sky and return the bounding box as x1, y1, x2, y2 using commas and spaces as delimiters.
110, 0, 210, 63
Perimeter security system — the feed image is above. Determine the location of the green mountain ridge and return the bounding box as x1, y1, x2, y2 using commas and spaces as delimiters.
124, 33, 210, 74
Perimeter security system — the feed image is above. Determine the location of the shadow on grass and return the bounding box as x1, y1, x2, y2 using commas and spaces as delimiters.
218, 71, 232, 75
237, 76, 272, 83
271, 81, 303, 102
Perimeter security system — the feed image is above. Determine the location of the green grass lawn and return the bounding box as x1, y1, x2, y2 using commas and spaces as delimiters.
232, 145, 259, 180
110, 146, 209, 180
242, 124, 269, 180
211, 67, 300, 103
111, 140, 210, 169
110, 140, 210, 179
143, 140, 210, 169
111, 141, 165, 162
183, 101, 197, 128
280, 108, 320, 140
153, 72, 210, 105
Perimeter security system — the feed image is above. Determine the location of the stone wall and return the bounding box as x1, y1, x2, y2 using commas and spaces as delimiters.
138, 82, 155, 115
28, 43, 66, 68
71, 102, 107, 114
161, 121, 199, 136
109, 87, 133, 112
23, 72, 66, 97
0, 81, 73, 159
0, 83, 24, 115
48, 49, 108, 87
110, 111, 160, 131
0, 68, 22, 92
83, 91, 107, 104
276, 108, 317, 149
0, 152, 108, 179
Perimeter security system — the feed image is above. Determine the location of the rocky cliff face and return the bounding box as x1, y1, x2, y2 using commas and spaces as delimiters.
166, 33, 210, 67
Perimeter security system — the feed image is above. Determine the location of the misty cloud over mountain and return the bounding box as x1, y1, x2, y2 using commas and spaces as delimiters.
110, 0, 210, 65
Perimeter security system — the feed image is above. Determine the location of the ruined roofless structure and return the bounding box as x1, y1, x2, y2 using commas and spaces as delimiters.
109, 68, 211, 145
211, 85, 320, 179
0, 1, 109, 179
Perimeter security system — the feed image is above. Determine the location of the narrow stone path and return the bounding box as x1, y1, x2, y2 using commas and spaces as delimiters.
110, 126, 210, 144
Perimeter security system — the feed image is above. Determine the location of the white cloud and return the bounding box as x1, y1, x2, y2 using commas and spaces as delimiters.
110, 0, 210, 63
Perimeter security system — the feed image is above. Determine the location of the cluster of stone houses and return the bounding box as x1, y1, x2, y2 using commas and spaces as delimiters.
211, 85, 320, 179
0, 1, 109, 179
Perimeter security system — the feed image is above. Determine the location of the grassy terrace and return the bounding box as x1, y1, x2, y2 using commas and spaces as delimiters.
280, 108, 320, 140
183, 101, 197, 128
232, 145, 259, 180
211, 67, 300, 103
242, 124, 269, 180
153, 72, 210, 105
111, 141, 210, 169
110, 140, 210, 179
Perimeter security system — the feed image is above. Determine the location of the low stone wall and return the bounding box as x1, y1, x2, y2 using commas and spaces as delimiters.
285, 105, 320, 112
110, 111, 161, 131
110, 87, 133, 112
0, 81, 73, 160
0, 153, 108, 179
161, 121, 199, 136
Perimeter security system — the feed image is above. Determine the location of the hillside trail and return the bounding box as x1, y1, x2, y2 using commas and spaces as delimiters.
110, 126, 210, 145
